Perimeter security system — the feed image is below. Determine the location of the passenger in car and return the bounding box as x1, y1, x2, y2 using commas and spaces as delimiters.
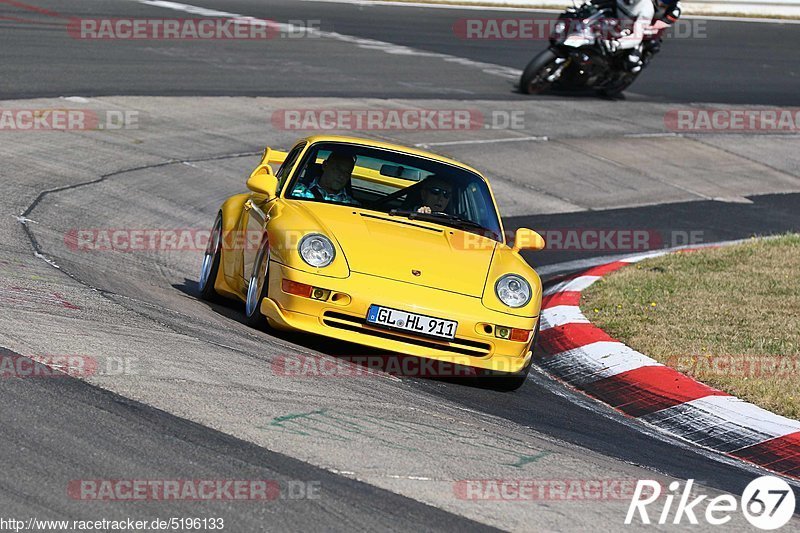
415, 176, 453, 214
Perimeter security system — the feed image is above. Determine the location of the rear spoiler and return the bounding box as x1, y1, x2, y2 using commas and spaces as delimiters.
261, 147, 288, 170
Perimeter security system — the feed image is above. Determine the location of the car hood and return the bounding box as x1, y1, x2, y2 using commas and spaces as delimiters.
295, 203, 497, 297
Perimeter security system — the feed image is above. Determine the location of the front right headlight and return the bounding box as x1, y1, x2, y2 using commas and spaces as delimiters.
552, 20, 567, 39
298, 233, 335, 268
495, 274, 532, 308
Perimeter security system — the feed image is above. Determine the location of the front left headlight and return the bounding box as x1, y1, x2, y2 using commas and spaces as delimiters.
495, 274, 532, 308
298, 233, 335, 268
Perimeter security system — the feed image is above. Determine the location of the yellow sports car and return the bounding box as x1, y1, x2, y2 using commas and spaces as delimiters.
199, 135, 545, 390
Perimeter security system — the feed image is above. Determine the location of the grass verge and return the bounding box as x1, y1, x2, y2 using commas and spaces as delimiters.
581, 234, 800, 420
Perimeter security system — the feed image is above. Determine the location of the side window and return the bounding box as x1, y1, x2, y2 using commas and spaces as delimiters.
276, 143, 305, 192
464, 181, 489, 224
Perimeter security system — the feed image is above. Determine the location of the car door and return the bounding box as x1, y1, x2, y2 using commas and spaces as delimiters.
239, 142, 305, 284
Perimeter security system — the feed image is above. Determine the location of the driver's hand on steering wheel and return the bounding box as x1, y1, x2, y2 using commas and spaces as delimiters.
417, 206, 432, 214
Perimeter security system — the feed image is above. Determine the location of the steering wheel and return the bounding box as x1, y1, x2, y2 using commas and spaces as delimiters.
370, 181, 425, 209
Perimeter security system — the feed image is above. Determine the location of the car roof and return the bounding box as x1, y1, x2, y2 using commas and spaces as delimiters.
300, 135, 484, 177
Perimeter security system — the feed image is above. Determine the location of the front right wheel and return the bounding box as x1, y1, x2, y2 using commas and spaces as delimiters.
199, 213, 223, 301
244, 236, 271, 328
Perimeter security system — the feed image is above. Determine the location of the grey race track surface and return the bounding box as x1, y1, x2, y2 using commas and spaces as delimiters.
1, 94, 798, 531
1, 0, 800, 531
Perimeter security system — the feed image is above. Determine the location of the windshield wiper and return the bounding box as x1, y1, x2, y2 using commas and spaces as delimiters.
388, 209, 487, 231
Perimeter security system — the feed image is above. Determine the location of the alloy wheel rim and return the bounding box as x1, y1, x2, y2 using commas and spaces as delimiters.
246, 273, 259, 316
246, 246, 267, 317
199, 218, 221, 291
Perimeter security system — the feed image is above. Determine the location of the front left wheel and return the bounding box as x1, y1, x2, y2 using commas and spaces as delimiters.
483, 319, 540, 391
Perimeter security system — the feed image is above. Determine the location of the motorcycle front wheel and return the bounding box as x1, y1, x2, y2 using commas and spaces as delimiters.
519, 48, 559, 95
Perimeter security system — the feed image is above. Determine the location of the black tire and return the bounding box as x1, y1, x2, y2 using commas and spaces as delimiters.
483, 319, 540, 392
519, 49, 559, 95
244, 236, 270, 328
198, 213, 223, 302
597, 72, 639, 98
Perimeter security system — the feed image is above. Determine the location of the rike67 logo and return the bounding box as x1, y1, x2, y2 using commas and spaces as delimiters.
626, 477, 796, 530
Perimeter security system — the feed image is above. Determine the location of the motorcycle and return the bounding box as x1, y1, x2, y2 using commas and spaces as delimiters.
519, 0, 668, 97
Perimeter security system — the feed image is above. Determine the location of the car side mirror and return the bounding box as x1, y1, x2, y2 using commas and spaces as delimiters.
512, 228, 545, 252
246, 160, 278, 198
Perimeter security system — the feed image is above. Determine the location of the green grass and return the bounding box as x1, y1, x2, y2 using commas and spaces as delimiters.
581, 234, 800, 420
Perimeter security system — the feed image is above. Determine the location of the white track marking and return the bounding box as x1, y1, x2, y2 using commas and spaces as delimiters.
540, 304, 589, 330
624, 132, 681, 138
712, 196, 755, 204
415, 136, 548, 148
618, 249, 673, 263
541, 341, 662, 385
641, 395, 800, 452
543, 275, 601, 295
682, 395, 800, 439
13, 214, 37, 225
135, 1, 522, 78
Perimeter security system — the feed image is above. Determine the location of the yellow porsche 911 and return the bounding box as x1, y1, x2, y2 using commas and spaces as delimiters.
199, 135, 545, 390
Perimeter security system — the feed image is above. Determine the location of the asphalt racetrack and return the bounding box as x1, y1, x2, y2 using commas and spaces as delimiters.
1, 0, 799, 531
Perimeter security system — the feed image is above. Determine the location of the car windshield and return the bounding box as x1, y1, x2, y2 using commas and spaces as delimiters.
285, 142, 503, 242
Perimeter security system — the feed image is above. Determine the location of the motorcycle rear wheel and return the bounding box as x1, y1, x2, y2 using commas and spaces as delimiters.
597, 72, 639, 98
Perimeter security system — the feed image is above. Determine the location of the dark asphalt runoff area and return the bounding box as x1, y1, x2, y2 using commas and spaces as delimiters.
0, 0, 798, 103
0, 346, 498, 531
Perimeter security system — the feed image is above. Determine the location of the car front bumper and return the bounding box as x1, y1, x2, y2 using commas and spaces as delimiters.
261, 261, 538, 373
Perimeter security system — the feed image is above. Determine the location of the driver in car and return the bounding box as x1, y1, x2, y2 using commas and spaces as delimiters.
415, 176, 452, 214
292, 152, 359, 205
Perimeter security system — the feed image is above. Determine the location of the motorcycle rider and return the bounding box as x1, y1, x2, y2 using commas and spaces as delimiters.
611, 0, 682, 72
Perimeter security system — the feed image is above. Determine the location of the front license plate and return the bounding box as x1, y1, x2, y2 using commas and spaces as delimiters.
366, 305, 457, 340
